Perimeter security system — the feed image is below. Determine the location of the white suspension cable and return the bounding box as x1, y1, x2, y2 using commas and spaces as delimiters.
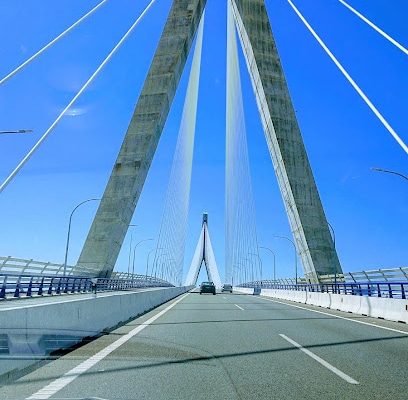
0, 0, 109, 86
0, 0, 157, 195
154, 12, 205, 285
226, 0, 261, 285
287, 0, 408, 155
338, 0, 408, 56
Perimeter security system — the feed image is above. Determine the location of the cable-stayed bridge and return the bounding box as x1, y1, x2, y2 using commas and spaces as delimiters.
0, 0, 407, 397
1, 0, 407, 282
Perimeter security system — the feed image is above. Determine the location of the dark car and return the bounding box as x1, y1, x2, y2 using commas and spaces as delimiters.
200, 281, 216, 295
221, 283, 233, 293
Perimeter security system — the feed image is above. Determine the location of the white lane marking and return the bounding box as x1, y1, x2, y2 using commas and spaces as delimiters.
279, 334, 359, 384
259, 296, 408, 336
235, 304, 244, 310
26, 293, 189, 400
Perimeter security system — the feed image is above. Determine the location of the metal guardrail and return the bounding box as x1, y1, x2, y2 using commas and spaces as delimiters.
0, 257, 173, 284
111, 271, 169, 284
247, 266, 408, 287
318, 266, 408, 283
2, 256, 407, 299
0, 273, 173, 300
240, 281, 408, 299
0, 256, 95, 276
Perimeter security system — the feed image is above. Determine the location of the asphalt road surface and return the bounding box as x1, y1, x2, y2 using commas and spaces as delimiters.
1, 290, 408, 399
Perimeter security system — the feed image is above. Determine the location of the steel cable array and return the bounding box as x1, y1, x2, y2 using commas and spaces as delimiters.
152, 14, 205, 286
0, 0, 158, 194
225, 1, 261, 286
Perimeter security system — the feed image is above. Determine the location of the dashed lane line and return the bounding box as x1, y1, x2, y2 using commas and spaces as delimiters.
279, 334, 359, 384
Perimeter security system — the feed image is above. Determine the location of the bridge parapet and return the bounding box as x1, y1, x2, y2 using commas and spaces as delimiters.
0, 273, 172, 300
235, 285, 408, 324
0, 285, 194, 379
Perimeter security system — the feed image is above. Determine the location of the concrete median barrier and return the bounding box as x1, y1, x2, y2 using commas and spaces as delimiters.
246, 288, 408, 324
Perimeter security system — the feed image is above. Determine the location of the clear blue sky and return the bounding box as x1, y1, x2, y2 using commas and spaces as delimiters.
0, 0, 407, 282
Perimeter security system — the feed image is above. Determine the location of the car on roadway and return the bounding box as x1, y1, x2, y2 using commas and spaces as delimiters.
199, 281, 216, 295
221, 283, 233, 293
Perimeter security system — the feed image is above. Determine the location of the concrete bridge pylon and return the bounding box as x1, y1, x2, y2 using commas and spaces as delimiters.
76, 0, 342, 284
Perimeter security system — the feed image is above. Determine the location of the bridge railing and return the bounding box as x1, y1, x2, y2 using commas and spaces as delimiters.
0, 273, 173, 300
252, 267, 408, 287
318, 266, 408, 283
240, 281, 407, 299
0, 256, 170, 283
0, 256, 96, 276
242, 266, 408, 288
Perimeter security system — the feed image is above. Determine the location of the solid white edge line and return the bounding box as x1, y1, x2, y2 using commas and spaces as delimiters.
279, 334, 359, 384
26, 293, 190, 400
235, 304, 244, 310
259, 296, 408, 336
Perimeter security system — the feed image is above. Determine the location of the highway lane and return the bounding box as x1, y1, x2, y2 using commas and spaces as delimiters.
1, 290, 407, 399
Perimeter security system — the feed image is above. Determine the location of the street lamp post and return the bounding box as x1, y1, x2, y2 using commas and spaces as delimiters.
152, 252, 168, 280
327, 222, 337, 291
237, 262, 246, 285
146, 247, 163, 280
231, 265, 236, 286
0, 129, 33, 134
63, 198, 101, 276
132, 238, 154, 277
126, 225, 138, 274
275, 235, 298, 284
243, 258, 254, 284
371, 167, 408, 181
250, 253, 263, 284
165, 260, 177, 285
260, 247, 276, 282
233, 264, 244, 286
159, 256, 172, 282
